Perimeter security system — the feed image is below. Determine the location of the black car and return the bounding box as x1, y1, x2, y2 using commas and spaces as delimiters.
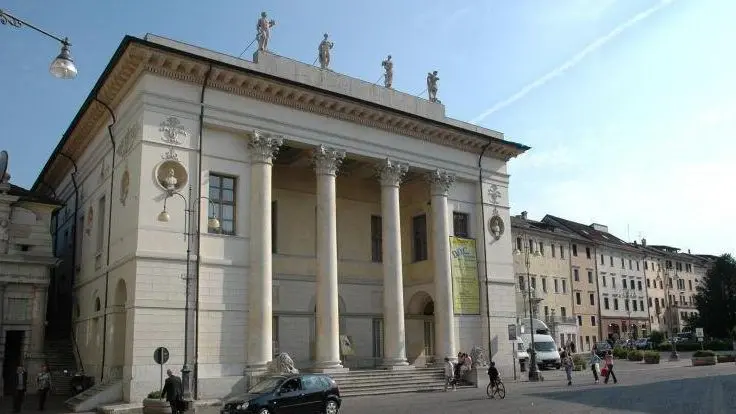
222, 373, 341, 414
594, 342, 612, 358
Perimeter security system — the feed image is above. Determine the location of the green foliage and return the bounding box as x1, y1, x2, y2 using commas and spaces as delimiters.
692, 350, 716, 358
649, 330, 665, 345
693, 254, 736, 338
147, 390, 162, 399
627, 350, 644, 361
612, 347, 628, 359
658, 343, 673, 352
643, 351, 660, 363
659, 340, 733, 352
572, 353, 586, 370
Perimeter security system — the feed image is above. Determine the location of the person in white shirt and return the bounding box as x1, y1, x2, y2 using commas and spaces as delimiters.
443, 357, 456, 391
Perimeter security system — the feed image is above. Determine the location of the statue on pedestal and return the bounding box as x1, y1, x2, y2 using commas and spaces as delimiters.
426, 70, 440, 103
256, 11, 276, 52
381, 55, 393, 88
318, 33, 334, 70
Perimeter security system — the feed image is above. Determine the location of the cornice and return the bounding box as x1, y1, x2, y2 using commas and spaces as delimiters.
41, 38, 526, 191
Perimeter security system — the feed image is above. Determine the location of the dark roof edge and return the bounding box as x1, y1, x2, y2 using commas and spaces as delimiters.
34, 36, 531, 193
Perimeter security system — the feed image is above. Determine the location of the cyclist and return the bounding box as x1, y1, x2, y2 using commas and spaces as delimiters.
487, 361, 500, 397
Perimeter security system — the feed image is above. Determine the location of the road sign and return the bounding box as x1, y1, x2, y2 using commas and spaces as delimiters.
154, 347, 170, 365
696, 328, 704, 338
508, 324, 517, 341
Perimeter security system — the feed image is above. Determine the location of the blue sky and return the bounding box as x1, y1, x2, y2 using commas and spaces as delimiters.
1, 0, 733, 255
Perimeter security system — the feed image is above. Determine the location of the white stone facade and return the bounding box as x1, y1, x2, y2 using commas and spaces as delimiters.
33, 35, 528, 402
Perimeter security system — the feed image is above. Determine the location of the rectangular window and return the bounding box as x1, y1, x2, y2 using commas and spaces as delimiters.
370, 215, 382, 263
625, 300, 630, 311
600, 254, 604, 265
543, 278, 548, 293
640, 300, 644, 310
629, 259, 633, 270
577, 315, 582, 326
539, 242, 545, 256
574, 269, 579, 281
560, 307, 567, 317
602, 276, 607, 287
516, 237, 522, 251
645, 261, 649, 270
688, 280, 693, 291
452, 212, 469, 238
604, 297, 610, 309
648, 297, 652, 306
412, 214, 428, 262
272, 201, 278, 253
589, 293, 595, 306
544, 306, 549, 317
633, 301, 638, 311
96, 196, 106, 252
610, 256, 613, 266
531, 277, 537, 289
612, 277, 616, 289
623, 278, 628, 289
551, 244, 556, 257
209, 174, 236, 235
614, 298, 619, 310
588, 271, 593, 283
636, 261, 640, 271
621, 257, 625, 268
585, 247, 591, 259
560, 245, 565, 259
518, 276, 525, 290
591, 316, 596, 326
638, 280, 643, 291
576, 292, 581, 305
562, 280, 567, 293
647, 279, 651, 288
572, 244, 578, 256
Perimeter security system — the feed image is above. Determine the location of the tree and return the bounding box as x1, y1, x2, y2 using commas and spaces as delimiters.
649, 330, 665, 345
693, 254, 736, 338
683, 313, 701, 333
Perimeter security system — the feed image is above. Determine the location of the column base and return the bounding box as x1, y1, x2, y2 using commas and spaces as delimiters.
380, 358, 413, 370
311, 361, 349, 374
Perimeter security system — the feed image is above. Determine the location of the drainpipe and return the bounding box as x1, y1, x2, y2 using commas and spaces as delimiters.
477, 142, 492, 363
193, 64, 213, 399
93, 97, 117, 383
56, 152, 85, 373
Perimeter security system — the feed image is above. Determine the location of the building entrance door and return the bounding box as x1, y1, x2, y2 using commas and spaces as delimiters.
2, 330, 25, 396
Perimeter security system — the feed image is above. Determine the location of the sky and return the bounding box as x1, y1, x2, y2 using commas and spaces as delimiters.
0, 0, 733, 256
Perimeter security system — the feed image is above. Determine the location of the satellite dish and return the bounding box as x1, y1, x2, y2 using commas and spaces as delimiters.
0, 150, 7, 181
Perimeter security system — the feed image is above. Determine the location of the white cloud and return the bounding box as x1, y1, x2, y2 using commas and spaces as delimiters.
470, 0, 677, 124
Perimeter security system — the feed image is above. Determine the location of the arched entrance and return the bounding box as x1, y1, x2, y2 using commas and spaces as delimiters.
607, 323, 620, 341
406, 291, 435, 366
110, 279, 127, 379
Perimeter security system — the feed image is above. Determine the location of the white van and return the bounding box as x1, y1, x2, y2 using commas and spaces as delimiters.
521, 333, 561, 370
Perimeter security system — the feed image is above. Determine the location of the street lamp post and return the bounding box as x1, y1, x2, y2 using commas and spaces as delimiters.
663, 267, 679, 361
514, 241, 541, 381
157, 185, 221, 404
0, 9, 78, 78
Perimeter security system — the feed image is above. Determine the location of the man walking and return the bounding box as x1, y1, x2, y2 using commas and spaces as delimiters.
161, 369, 183, 414
37, 364, 52, 410
12, 365, 28, 413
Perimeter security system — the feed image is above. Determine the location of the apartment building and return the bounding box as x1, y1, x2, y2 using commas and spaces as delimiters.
511, 212, 579, 348
632, 240, 668, 334
568, 236, 601, 352
648, 245, 702, 334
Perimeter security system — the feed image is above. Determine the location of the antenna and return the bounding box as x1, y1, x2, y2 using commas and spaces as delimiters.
627, 224, 630, 242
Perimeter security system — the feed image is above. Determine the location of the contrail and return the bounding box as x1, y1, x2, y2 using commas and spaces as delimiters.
470, 0, 675, 124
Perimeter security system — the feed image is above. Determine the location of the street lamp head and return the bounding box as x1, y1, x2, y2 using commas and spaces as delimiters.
49, 38, 77, 79
207, 216, 221, 230
157, 210, 171, 223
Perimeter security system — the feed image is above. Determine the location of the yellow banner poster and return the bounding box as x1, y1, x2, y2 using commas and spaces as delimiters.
450, 237, 480, 314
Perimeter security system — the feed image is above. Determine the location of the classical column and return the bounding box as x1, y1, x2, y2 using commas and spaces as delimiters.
376, 159, 411, 369
427, 169, 457, 362
312, 145, 346, 371
245, 131, 283, 375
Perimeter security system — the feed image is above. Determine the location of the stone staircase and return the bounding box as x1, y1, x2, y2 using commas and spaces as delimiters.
65, 380, 123, 412
330, 367, 473, 397
43, 339, 77, 397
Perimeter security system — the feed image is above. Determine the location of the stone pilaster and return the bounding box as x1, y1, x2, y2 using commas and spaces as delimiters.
312, 145, 347, 372
426, 169, 456, 362
245, 131, 283, 379
376, 159, 412, 369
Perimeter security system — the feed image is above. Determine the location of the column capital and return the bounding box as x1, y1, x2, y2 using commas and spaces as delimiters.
376, 158, 409, 187
312, 145, 346, 176
426, 169, 456, 196
248, 130, 284, 164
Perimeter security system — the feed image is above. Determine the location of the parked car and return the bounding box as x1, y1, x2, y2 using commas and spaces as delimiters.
594, 341, 612, 358
222, 373, 341, 414
635, 338, 652, 349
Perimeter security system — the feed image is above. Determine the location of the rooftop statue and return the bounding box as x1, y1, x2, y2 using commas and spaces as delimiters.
427, 70, 440, 103
381, 55, 393, 88
256, 11, 276, 52
318, 33, 334, 70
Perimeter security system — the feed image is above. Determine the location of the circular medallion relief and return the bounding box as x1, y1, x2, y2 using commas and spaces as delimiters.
488, 214, 505, 240
154, 160, 188, 192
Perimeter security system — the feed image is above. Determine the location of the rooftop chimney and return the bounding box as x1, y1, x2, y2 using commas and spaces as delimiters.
642, 238, 647, 247
521, 211, 528, 220
634, 240, 638, 246
590, 223, 608, 233
688, 249, 691, 254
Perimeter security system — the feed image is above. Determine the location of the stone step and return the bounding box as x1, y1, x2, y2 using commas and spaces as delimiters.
338, 378, 447, 391
336, 374, 442, 386
341, 384, 475, 397
326, 368, 458, 397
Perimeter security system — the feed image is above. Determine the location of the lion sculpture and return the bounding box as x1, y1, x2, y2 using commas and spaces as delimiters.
470, 346, 490, 368
266, 352, 299, 375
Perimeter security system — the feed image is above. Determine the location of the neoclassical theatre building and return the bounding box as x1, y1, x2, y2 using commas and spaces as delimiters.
35, 34, 529, 403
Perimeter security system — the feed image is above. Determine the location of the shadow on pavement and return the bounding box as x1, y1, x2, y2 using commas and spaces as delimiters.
530, 374, 736, 413
0, 394, 69, 414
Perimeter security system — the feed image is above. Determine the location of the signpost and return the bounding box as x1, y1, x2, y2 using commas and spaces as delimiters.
154, 347, 170, 393
508, 324, 518, 380
696, 328, 704, 350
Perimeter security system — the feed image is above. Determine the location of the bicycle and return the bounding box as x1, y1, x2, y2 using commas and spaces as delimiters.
486, 379, 506, 399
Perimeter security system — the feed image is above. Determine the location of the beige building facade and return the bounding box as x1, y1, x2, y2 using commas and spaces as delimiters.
0, 171, 59, 395
511, 213, 578, 349
568, 237, 600, 351
32, 34, 529, 406
649, 245, 701, 334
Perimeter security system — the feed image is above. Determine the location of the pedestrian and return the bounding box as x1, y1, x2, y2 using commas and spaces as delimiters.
562, 353, 573, 386
12, 364, 28, 413
589, 348, 602, 384
36, 364, 52, 411
603, 350, 618, 384
443, 357, 455, 391
161, 369, 183, 414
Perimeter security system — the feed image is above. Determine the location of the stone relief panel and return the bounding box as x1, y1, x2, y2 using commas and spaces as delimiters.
85, 205, 94, 236
116, 123, 141, 158
120, 166, 130, 206
154, 160, 188, 193
159, 116, 189, 146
